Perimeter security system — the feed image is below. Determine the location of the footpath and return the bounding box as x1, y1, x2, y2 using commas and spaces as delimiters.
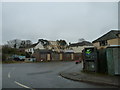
59, 62, 120, 87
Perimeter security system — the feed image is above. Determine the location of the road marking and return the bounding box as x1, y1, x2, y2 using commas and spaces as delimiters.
14, 81, 35, 90
8, 67, 35, 90
8, 67, 15, 79
14, 81, 30, 88
8, 72, 11, 78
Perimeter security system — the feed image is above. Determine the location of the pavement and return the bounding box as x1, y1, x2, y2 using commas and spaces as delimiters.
59, 63, 120, 87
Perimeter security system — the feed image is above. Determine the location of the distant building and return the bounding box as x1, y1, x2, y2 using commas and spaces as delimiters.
47, 41, 60, 52
68, 41, 93, 53
25, 41, 45, 54
47, 40, 67, 52
25, 39, 68, 54
92, 30, 120, 48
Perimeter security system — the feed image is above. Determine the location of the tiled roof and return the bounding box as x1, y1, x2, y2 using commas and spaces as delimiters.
92, 30, 120, 43
26, 42, 39, 48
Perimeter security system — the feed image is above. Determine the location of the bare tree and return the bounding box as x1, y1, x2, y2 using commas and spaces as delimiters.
7, 39, 32, 49
7, 39, 21, 49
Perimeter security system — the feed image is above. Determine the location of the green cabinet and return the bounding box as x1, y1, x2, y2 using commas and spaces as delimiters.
97, 49, 108, 73
83, 47, 98, 72
106, 46, 120, 75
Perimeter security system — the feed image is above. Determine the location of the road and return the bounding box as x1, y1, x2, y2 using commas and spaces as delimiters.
2, 61, 116, 89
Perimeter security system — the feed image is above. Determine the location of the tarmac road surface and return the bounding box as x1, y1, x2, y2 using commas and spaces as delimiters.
2, 61, 117, 89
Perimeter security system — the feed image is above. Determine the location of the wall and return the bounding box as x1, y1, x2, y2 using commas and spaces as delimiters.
118, 34, 120, 38
32, 52, 40, 61
60, 54, 63, 60
25, 48, 34, 54
51, 53, 60, 60
47, 54, 51, 61
93, 38, 120, 49
113, 48, 120, 75
74, 53, 81, 60
33, 51, 82, 61
93, 42, 100, 47
107, 38, 120, 46
97, 48, 108, 73
62, 53, 74, 61
70, 46, 85, 53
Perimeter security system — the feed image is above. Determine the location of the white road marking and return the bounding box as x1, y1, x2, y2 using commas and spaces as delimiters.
14, 81, 30, 88
8, 72, 11, 78
14, 81, 35, 90
8, 67, 15, 79
8, 67, 35, 90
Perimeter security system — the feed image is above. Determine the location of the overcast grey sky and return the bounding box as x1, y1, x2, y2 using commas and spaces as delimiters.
2, 2, 118, 44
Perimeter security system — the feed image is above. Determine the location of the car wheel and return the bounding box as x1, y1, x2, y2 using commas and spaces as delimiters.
76, 62, 78, 64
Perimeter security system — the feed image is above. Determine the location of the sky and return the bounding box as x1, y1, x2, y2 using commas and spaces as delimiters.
2, 2, 118, 44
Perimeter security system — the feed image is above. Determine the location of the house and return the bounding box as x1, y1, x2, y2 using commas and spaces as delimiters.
25, 41, 45, 54
68, 41, 93, 53
92, 30, 120, 48
25, 39, 71, 61
25, 39, 68, 54
46, 41, 60, 52
47, 41, 66, 53
25, 39, 64, 61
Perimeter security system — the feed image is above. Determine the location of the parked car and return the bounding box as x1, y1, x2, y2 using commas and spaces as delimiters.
75, 57, 82, 64
75, 60, 81, 64
12, 55, 26, 61
14, 57, 20, 61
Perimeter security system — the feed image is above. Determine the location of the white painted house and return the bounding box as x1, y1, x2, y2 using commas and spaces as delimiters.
25, 42, 45, 54
25, 39, 68, 54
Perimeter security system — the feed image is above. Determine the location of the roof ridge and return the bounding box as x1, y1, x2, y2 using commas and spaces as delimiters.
92, 30, 120, 43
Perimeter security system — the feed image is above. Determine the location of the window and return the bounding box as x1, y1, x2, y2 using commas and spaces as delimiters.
100, 40, 107, 46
